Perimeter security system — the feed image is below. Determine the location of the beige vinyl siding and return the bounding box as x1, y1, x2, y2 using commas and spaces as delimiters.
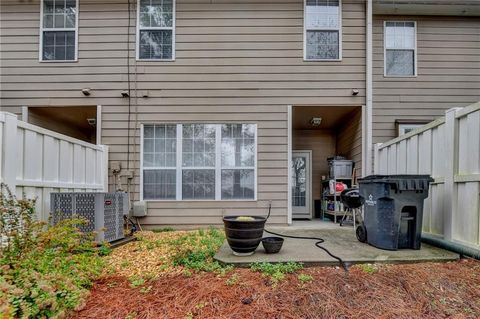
336, 107, 362, 175
372, 15, 480, 143
0, 0, 366, 226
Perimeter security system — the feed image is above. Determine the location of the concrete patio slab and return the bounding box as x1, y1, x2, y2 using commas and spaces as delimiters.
214, 224, 459, 267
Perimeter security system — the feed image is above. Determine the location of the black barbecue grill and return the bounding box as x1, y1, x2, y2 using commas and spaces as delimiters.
339, 188, 366, 242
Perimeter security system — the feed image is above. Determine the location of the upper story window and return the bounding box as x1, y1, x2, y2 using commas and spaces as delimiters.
40, 0, 78, 61
304, 0, 342, 61
137, 0, 175, 61
142, 123, 257, 201
384, 21, 417, 76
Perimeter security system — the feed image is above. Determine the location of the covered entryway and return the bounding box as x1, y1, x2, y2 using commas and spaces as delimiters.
23, 106, 100, 144
290, 105, 363, 222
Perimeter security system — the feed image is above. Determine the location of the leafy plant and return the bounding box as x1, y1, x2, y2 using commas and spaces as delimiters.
250, 262, 303, 285
0, 183, 103, 318
98, 242, 112, 256
297, 273, 314, 286
129, 276, 145, 288
358, 264, 378, 274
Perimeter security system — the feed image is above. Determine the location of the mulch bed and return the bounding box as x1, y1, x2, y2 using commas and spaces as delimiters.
72, 259, 480, 319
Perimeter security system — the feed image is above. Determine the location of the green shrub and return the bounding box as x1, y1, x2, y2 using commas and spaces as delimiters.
0, 184, 104, 318
250, 262, 303, 285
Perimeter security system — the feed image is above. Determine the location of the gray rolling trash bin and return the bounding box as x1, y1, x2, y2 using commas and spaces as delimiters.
358, 175, 433, 251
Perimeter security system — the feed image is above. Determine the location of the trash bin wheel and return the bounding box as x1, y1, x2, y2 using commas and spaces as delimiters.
356, 224, 367, 243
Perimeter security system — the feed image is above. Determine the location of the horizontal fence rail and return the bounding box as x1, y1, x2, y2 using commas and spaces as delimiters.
374, 102, 480, 251
0, 112, 108, 221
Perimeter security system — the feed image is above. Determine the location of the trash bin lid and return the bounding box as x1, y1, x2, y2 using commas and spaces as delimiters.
358, 175, 433, 191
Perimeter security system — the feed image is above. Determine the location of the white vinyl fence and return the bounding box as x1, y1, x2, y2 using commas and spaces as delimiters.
0, 112, 108, 220
374, 102, 480, 251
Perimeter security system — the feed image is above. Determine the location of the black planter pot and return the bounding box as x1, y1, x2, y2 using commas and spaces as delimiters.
223, 216, 267, 256
262, 237, 284, 254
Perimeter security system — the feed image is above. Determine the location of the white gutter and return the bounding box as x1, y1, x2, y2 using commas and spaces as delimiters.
363, 0, 373, 176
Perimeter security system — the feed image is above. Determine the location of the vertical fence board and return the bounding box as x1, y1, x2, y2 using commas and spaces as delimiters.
406, 135, 418, 174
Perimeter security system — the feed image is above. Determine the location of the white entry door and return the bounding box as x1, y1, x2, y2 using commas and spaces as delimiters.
292, 150, 312, 219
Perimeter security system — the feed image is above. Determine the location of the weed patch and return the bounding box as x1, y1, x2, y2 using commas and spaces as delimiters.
250, 262, 303, 285
357, 264, 378, 274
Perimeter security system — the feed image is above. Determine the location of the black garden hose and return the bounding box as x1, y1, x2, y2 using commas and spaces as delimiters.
264, 203, 349, 272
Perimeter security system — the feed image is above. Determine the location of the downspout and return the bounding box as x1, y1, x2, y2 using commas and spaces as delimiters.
364, 0, 373, 176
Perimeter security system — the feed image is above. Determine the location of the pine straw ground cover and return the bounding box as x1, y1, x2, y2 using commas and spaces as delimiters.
72, 230, 480, 319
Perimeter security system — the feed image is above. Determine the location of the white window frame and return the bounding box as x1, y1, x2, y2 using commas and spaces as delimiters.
303, 0, 342, 61
398, 124, 424, 136
39, 0, 79, 62
383, 21, 417, 77
136, 0, 176, 61
140, 123, 257, 202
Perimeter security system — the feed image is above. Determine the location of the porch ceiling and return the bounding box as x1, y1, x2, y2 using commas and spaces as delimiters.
292, 105, 359, 130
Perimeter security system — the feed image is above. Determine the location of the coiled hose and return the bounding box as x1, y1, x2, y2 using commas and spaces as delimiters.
264, 203, 349, 272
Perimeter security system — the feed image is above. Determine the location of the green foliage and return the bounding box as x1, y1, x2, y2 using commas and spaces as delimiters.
98, 242, 112, 256
297, 273, 314, 286
171, 228, 231, 274
0, 183, 103, 318
250, 262, 303, 285
358, 264, 378, 274
129, 276, 145, 288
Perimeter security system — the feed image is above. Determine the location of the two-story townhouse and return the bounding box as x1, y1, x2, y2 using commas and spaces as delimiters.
0, 0, 479, 228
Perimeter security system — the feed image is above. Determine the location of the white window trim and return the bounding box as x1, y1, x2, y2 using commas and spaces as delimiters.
136, 0, 176, 61
383, 20, 417, 77
39, 0, 79, 62
140, 123, 258, 202
398, 123, 424, 136
303, 0, 343, 62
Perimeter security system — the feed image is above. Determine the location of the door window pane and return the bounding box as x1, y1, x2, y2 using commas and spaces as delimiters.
292, 157, 307, 207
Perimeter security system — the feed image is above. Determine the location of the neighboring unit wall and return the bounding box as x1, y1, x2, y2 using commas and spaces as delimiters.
372, 15, 480, 143
293, 129, 336, 201
0, 0, 366, 226
336, 108, 362, 175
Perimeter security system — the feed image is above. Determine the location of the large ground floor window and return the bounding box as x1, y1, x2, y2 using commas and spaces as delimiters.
142, 123, 257, 201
